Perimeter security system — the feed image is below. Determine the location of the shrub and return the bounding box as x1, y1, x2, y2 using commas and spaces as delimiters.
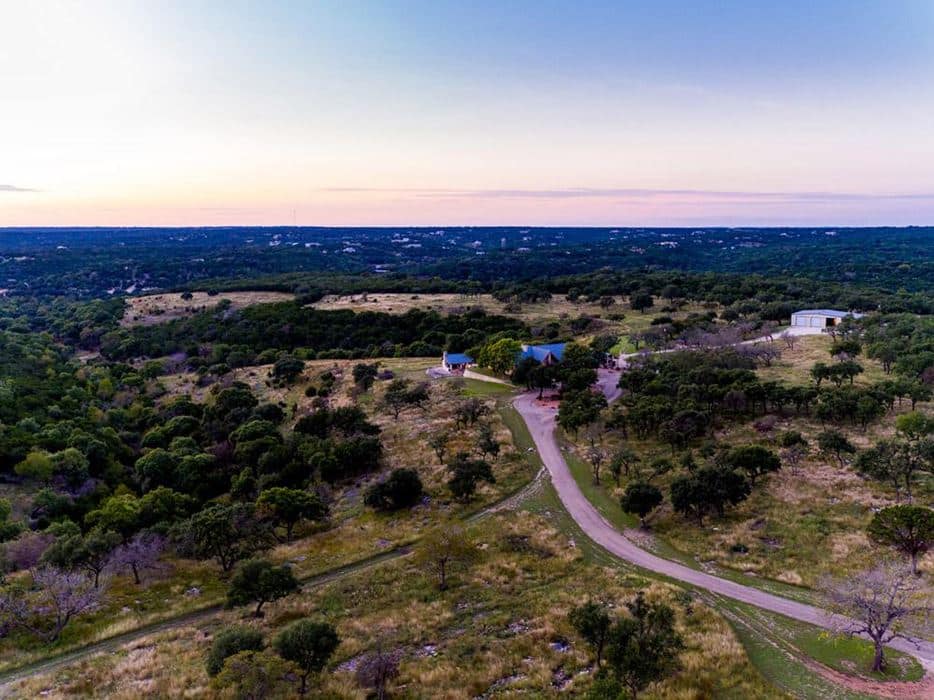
206, 626, 265, 676
364, 469, 424, 511
273, 619, 340, 694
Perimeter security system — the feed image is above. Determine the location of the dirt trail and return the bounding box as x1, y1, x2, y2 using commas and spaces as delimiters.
0, 460, 548, 694
514, 369, 934, 678
0, 547, 410, 696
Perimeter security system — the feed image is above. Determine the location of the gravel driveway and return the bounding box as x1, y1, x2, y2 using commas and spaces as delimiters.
513, 369, 934, 673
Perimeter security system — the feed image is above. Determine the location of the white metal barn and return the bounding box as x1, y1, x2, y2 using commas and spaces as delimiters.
790, 309, 863, 328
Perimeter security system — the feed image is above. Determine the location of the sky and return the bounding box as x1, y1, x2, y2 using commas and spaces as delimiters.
2, 0, 934, 227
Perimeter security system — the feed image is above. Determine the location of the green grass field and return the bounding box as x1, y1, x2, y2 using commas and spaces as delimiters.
461, 377, 515, 396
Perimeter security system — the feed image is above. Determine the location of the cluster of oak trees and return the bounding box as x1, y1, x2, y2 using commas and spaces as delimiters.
554, 327, 934, 536
0, 367, 387, 644
100, 303, 526, 362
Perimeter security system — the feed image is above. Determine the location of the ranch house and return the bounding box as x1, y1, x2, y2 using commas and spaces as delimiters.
442, 351, 474, 373
518, 342, 566, 366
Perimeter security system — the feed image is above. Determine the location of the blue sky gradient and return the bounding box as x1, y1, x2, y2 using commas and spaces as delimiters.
2, 1, 934, 226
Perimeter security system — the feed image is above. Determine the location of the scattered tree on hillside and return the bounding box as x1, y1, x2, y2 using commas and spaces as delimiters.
447, 452, 495, 502
3, 531, 53, 572
629, 291, 654, 314
174, 502, 271, 572
621, 483, 663, 528
137, 486, 198, 532
823, 562, 932, 674
603, 592, 684, 699
364, 468, 424, 511
586, 442, 608, 486
855, 432, 933, 503
134, 448, 179, 493
355, 644, 402, 700
226, 558, 299, 617
659, 410, 708, 452
382, 379, 430, 418
670, 467, 750, 525
569, 600, 612, 667
476, 422, 500, 459
414, 522, 478, 591
455, 397, 489, 427
256, 487, 328, 542
274, 619, 340, 695
352, 363, 379, 391
646, 457, 674, 481
830, 339, 861, 359
0, 567, 102, 643
428, 430, 450, 463
780, 444, 808, 476
0, 498, 21, 543
817, 430, 855, 467
867, 506, 934, 575
14, 450, 54, 484
40, 522, 111, 588
558, 390, 607, 436
855, 440, 909, 501
609, 448, 640, 486
722, 445, 781, 486
582, 421, 607, 485
270, 355, 305, 386
108, 532, 166, 585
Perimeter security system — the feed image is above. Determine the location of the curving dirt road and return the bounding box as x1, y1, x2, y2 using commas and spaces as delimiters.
514, 369, 934, 673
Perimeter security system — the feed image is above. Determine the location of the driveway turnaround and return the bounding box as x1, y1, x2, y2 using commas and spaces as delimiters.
513, 370, 934, 672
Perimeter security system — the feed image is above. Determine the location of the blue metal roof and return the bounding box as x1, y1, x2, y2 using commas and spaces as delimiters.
445, 352, 473, 364
519, 343, 566, 363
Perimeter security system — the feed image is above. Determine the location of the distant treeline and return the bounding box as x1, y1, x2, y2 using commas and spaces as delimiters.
195, 269, 933, 316
0, 227, 930, 298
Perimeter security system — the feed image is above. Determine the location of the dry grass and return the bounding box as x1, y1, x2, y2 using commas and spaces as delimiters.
309, 292, 619, 324
10, 511, 781, 699
589, 410, 934, 588
648, 405, 934, 585
566, 357, 933, 588
0, 359, 534, 678
121, 291, 294, 327
757, 334, 888, 386
312, 293, 713, 345
156, 356, 529, 515
0, 556, 228, 675
149, 358, 538, 583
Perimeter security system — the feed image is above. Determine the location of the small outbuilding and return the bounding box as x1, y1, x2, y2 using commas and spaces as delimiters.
442, 351, 474, 373
790, 309, 863, 328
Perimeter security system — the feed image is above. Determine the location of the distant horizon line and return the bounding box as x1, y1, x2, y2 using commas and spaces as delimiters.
0, 224, 933, 231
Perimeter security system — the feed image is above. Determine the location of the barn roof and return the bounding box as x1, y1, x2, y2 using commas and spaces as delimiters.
792, 309, 863, 318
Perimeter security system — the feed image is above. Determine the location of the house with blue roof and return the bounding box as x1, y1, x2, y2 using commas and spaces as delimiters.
442, 351, 474, 373
518, 342, 566, 367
